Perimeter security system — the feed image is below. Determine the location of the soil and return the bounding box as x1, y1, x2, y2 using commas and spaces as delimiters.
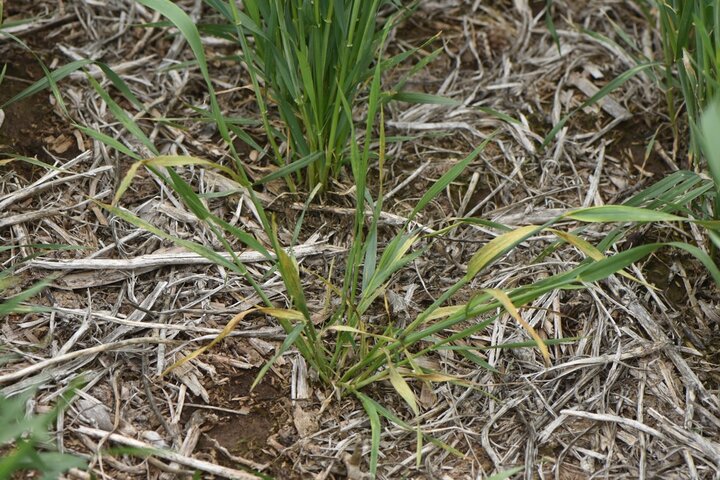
1, 48, 81, 180
187, 366, 298, 479
3, 1, 720, 480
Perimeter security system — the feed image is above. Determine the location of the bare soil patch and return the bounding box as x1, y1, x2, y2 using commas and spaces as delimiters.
0, 49, 80, 179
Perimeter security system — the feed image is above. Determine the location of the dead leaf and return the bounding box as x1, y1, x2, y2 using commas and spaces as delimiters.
418, 382, 437, 410
292, 403, 319, 438
342, 439, 369, 480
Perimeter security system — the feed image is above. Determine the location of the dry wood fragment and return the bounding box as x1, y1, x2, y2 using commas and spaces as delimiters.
568, 73, 632, 121
0, 337, 173, 385
30, 242, 344, 271
76, 426, 263, 480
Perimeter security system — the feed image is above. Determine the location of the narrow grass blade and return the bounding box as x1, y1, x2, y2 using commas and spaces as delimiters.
113, 155, 238, 205
257, 307, 305, 321
577, 244, 658, 284
0, 155, 71, 173
208, 215, 272, 260
113, 161, 145, 205
409, 134, 496, 222
487, 466, 524, 480
549, 229, 604, 260
76, 125, 142, 161
549, 229, 651, 287
326, 326, 396, 343
161, 309, 255, 376
391, 92, 460, 106
253, 152, 323, 186
454, 348, 498, 372
701, 98, 720, 190
86, 74, 158, 156
166, 169, 210, 221
252, 322, 306, 390
483, 337, 577, 350
387, 363, 419, 416
355, 391, 381, 478
473, 106, 522, 125
94, 61, 147, 111
0, 277, 53, 317
389, 43, 443, 93
543, 63, 657, 147
99, 203, 240, 273
276, 247, 311, 321
576, 240, 720, 286
146, 156, 238, 178
137, 0, 230, 143
666, 241, 720, 285
359, 234, 421, 314
422, 305, 464, 321
484, 288, 550, 366
545, 0, 561, 55
466, 225, 542, 280
564, 205, 685, 223
0, 59, 92, 109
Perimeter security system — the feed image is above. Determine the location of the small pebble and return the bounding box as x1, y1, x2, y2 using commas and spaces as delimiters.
141, 430, 167, 448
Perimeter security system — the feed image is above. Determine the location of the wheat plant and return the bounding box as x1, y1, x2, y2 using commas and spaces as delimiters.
198, 0, 450, 190
656, 0, 720, 165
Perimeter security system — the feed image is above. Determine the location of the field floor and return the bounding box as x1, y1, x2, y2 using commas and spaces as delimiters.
2, 1, 720, 479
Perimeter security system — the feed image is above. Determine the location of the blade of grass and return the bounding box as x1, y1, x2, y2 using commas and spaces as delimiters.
355, 391, 381, 478
408, 133, 496, 223
543, 63, 657, 147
